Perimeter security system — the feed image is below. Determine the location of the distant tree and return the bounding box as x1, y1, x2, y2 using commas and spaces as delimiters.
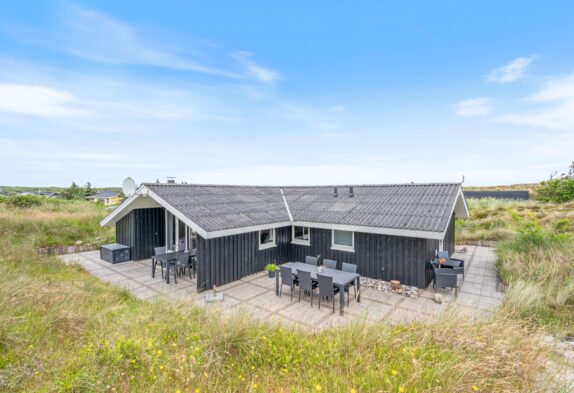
537, 161, 574, 203
62, 182, 85, 200
84, 182, 96, 197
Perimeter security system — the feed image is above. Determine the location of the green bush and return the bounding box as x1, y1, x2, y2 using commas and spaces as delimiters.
554, 218, 571, 233
5, 195, 43, 208
537, 178, 574, 203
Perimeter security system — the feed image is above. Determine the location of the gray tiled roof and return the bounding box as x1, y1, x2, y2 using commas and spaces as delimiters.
283, 184, 460, 233
145, 183, 461, 234
88, 191, 119, 199
145, 184, 290, 232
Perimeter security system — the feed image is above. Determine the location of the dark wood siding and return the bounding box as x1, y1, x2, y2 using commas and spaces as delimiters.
115, 208, 165, 261
196, 226, 291, 291
291, 228, 438, 288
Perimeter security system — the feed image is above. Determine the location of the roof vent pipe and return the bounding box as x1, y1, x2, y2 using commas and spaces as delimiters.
349, 186, 354, 197
333, 187, 338, 197
167, 177, 175, 184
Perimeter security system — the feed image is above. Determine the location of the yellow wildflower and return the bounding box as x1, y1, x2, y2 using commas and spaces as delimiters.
176, 390, 181, 393
351, 389, 357, 393
472, 387, 479, 392
399, 387, 405, 393
391, 369, 398, 376
315, 384, 322, 391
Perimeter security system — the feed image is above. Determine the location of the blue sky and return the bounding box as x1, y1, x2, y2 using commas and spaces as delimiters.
1, 1, 573, 187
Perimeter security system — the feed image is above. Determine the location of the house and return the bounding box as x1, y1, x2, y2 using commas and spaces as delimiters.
17, 191, 61, 198
87, 191, 122, 205
100, 183, 469, 290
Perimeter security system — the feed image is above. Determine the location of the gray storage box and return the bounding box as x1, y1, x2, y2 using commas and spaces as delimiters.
100, 243, 131, 264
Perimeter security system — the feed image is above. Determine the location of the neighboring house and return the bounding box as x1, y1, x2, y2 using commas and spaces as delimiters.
100, 183, 469, 290
17, 191, 61, 198
87, 191, 122, 205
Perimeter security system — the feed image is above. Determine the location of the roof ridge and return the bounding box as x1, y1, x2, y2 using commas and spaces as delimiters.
143, 182, 462, 188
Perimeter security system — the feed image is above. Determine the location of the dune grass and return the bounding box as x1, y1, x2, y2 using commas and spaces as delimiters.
456, 198, 574, 243
0, 199, 556, 391
0, 196, 114, 248
496, 220, 574, 336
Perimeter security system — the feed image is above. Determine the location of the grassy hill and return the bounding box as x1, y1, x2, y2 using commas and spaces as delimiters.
0, 198, 559, 391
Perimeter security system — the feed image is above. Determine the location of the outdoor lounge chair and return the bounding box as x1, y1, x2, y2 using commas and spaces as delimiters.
305, 255, 320, 266
279, 266, 298, 300
430, 260, 459, 295
438, 251, 465, 279
297, 269, 318, 306
323, 258, 337, 269
317, 273, 340, 313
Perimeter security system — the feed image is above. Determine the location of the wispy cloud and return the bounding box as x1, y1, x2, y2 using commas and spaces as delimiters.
485, 56, 537, 83
498, 73, 574, 129
6, 5, 242, 79
0, 84, 88, 119
453, 97, 492, 117
232, 51, 281, 84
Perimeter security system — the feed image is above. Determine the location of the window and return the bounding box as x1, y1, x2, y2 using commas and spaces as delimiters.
259, 228, 276, 250
332, 229, 354, 252
187, 228, 197, 251
292, 226, 310, 246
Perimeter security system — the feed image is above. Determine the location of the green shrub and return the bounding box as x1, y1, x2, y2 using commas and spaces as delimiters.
554, 218, 571, 233
5, 195, 43, 208
537, 178, 574, 203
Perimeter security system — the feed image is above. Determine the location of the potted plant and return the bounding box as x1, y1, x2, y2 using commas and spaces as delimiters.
265, 263, 278, 278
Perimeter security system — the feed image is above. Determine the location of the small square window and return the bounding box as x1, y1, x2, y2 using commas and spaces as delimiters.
259, 228, 276, 250
332, 230, 354, 252
292, 226, 310, 246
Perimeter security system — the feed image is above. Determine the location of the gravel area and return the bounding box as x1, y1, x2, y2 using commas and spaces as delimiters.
361, 277, 420, 298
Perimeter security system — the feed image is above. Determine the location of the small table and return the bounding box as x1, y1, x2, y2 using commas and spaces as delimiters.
153, 252, 180, 283
275, 262, 361, 315
433, 258, 462, 269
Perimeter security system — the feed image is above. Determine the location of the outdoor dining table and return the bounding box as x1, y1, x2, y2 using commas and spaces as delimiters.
275, 262, 361, 315
153, 251, 180, 284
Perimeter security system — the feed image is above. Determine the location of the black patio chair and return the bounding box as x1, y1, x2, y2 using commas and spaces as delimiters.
438, 251, 465, 279
317, 273, 340, 313
305, 255, 319, 266
279, 266, 298, 300
430, 260, 459, 295
165, 252, 190, 284
152, 246, 167, 278
342, 262, 358, 303
323, 258, 337, 269
297, 269, 318, 306
188, 250, 197, 279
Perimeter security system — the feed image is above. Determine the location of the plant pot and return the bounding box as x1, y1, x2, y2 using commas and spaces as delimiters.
268, 270, 276, 278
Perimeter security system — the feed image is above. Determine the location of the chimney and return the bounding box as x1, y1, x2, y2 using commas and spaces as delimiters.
349, 186, 354, 197
333, 187, 338, 197
167, 177, 175, 184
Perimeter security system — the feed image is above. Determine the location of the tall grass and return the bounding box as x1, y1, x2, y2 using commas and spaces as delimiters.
0, 200, 554, 392
456, 198, 574, 243
0, 197, 114, 248
497, 218, 574, 335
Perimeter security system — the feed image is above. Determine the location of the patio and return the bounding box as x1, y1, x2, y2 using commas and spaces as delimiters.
59, 245, 502, 330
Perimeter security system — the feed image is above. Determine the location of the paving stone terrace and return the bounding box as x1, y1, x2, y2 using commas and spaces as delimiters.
59, 245, 502, 330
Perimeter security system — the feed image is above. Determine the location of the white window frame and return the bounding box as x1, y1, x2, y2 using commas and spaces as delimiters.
331, 229, 355, 252
258, 228, 276, 250
291, 225, 311, 246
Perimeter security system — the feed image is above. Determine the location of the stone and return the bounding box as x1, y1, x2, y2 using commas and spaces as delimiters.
433, 294, 443, 304
75, 240, 83, 246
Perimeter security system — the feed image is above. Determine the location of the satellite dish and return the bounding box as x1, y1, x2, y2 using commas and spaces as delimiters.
122, 177, 137, 196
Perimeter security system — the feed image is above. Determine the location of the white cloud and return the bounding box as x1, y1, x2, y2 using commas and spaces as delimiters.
453, 97, 492, 117
232, 51, 281, 83
7, 5, 241, 79
498, 73, 574, 129
0, 84, 88, 118
485, 56, 536, 83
